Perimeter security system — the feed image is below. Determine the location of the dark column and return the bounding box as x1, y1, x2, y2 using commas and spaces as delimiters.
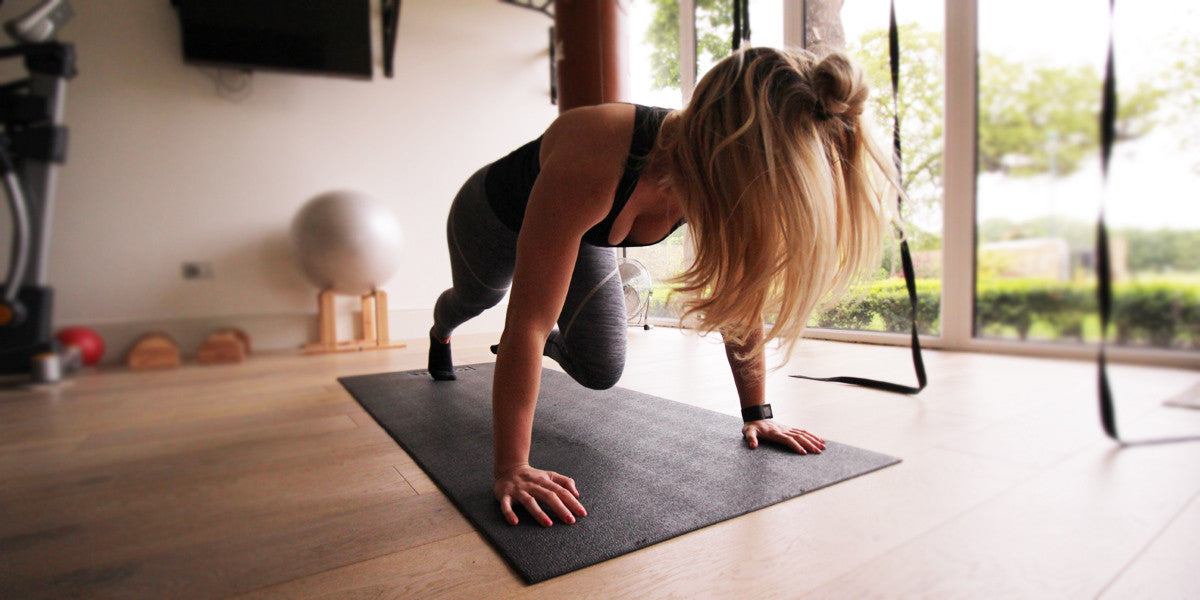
553, 0, 628, 113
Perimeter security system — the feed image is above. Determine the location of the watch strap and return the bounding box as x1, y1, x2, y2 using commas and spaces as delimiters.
741, 403, 773, 423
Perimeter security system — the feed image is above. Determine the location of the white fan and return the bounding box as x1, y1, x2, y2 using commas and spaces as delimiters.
617, 257, 653, 330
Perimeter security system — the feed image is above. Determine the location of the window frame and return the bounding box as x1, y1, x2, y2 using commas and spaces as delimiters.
648, 0, 1199, 369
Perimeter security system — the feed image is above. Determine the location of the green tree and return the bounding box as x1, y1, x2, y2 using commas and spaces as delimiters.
643, 10, 1165, 183
1161, 34, 1200, 172
848, 24, 943, 241
851, 26, 1160, 218
639, 4, 1184, 276
1119, 229, 1200, 273
978, 215, 1094, 248
978, 55, 1162, 177
645, 0, 734, 91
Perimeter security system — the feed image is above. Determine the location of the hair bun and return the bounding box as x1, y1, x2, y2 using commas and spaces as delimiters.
812, 52, 867, 120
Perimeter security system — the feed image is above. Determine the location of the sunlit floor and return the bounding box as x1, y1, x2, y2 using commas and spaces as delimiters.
1, 330, 1198, 599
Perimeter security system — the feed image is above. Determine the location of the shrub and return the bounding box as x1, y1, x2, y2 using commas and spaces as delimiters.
972, 277, 1196, 349
814, 293, 875, 330
975, 279, 1046, 339
656, 274, 1200, 350
1180, 287, 1200, 349
814, 279, 941, 334
868, 279, 941, 334
1032, 282, 1093, 341
1111, 279, 1196, 348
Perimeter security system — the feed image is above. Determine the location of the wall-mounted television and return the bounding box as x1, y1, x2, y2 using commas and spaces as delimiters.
172, 0, 373, 79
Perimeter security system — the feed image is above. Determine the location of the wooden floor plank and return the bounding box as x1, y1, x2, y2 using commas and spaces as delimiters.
230, 533, 521, 600
1099, 490, 1200, 600
3, 492, 471, 599
0, 331, 1196, 599
800, 438, 1200, 599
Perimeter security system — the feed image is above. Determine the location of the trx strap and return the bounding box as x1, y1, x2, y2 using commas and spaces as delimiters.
732, 0, 750, 51
791, 0, 927, 395
1096, 0, 1199, 445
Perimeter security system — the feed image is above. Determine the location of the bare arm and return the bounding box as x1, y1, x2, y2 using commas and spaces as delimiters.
492, 161, 593, 478
491, 106, 632, 526
724, 324, 767, 410
723, 324, 826, 454
490, 163, 592, 526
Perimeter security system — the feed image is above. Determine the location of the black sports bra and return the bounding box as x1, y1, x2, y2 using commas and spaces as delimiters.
482, 104, 683, 248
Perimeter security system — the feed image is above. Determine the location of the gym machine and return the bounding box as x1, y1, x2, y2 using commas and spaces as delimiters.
0, 0, 76, 380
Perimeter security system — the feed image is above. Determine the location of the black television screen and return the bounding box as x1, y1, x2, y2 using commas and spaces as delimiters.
174, 0, 373, 79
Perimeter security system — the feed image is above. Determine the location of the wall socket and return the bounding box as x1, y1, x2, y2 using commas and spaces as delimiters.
182, 261, 215, 280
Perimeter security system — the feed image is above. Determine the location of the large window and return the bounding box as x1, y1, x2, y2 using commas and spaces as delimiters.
622, 0, 1198, 366
976, 0, 1200, 352
975, 0, 1107, 344
626, 0, 694, 320
816, 0, 945, 336
626, 0, 749, 320
1105, 1, 1200, 351
626, 0, 947, 331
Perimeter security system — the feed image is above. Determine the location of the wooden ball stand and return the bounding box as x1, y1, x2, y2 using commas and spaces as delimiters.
305, 289, 406, 354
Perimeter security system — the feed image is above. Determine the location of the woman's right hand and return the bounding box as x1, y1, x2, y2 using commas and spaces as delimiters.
493, 464, 587, 527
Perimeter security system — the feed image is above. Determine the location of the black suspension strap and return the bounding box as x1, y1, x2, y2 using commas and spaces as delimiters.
732, 0, 750, 51
791, 0, 927, 395
1096, 0, 1199, 445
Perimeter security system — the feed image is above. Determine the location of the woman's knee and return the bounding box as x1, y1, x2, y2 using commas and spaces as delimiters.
575, 355, 625, 390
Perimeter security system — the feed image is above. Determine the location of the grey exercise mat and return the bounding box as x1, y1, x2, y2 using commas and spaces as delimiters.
339, 363, 900, 584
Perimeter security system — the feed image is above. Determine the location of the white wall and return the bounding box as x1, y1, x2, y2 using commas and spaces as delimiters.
0, 0, 557, 361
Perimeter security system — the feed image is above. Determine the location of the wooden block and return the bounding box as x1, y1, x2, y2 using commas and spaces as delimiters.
125, 332, 182, 370
215, 328, 252, 355
196, 332, 247, 365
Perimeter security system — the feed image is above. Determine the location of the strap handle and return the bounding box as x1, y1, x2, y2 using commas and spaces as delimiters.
791, 0, 927, 395
1096, 0, 1199, 445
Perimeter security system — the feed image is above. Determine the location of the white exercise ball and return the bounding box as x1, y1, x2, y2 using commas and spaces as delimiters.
290, 190, 404, 296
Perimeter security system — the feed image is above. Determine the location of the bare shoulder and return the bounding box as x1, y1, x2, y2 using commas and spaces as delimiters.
521, 104, 637, 232
540, 103, 636, 172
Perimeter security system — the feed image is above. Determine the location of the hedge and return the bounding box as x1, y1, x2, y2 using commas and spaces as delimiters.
645, 277, 1199, 350
816, 277, 1199, 349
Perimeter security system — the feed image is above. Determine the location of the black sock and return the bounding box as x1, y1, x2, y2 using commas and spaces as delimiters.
428, 330, 456, 381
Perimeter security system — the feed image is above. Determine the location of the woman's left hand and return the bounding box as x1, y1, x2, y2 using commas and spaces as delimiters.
742, 420, 826, 454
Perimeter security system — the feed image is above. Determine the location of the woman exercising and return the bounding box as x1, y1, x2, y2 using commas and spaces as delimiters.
428, 47, 897, 527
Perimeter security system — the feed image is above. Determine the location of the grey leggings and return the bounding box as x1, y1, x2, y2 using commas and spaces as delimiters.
432, 166, 628, 390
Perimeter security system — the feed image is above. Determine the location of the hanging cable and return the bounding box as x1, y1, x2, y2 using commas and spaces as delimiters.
791, 0, 927, 395
732, 0, 750, 51
1095, 0, 1199, 445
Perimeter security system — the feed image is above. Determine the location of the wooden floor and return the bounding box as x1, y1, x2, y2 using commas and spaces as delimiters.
2, 330, 1198, 599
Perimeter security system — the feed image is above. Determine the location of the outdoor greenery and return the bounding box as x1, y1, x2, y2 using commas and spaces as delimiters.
648, 276, 1200, 349
645, 0, 734, 92
635, 1, 1199, 351
979, 216, 1200, 275
642, 12, 1166, 242
851, 25, 1164, 243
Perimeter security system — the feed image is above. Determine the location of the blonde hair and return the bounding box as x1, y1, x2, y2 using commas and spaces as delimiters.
657, 46, 899, 363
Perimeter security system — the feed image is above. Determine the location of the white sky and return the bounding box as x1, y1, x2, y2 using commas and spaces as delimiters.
626, 0, 1200, 231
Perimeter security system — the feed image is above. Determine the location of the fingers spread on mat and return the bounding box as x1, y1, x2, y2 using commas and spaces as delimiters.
495, 465, 587, 527
743, 421, 826, 455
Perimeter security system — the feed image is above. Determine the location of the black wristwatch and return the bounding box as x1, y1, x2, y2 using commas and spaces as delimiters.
741, 403, 773, 423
